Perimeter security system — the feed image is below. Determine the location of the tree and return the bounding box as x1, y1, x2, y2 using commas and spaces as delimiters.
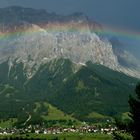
129, 83, 140, 140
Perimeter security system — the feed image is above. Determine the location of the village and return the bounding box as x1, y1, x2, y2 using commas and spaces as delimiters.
0, 124, 117, 136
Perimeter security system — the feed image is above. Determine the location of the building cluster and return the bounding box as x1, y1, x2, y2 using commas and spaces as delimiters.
0, 125, 117, 135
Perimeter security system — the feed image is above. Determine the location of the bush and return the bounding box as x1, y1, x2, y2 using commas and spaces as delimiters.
113, 131, 133, 140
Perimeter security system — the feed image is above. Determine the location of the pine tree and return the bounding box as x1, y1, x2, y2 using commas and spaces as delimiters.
129, 83, 140, 140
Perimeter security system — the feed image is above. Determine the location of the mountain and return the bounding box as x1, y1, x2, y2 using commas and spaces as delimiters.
0, 6, 139, 127
0, 6, 140, 78
110, 37, 140, 71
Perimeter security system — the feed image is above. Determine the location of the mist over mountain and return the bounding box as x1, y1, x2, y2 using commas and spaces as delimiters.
110, 37, 140, 70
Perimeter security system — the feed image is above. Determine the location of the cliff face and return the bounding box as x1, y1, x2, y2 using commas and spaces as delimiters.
0, 6, 139, 78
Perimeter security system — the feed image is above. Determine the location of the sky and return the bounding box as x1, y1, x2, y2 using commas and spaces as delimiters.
0, 0, 140, 31
0, 0, 140, 58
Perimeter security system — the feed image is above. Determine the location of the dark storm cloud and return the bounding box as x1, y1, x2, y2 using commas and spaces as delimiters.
0, 0, 140, 31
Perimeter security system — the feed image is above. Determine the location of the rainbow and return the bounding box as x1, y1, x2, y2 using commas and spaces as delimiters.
0, 22, 140, 41
100, 24, 140, 40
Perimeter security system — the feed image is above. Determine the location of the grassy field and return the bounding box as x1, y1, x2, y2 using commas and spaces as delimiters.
0, 133, 112, 140
42, 102, 76, 121
0, 118, 17, 128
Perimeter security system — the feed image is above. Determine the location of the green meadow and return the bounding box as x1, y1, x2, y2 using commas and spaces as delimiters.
0, 133, 112, 140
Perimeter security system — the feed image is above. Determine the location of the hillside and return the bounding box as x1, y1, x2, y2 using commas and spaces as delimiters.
0, 58, 138, 127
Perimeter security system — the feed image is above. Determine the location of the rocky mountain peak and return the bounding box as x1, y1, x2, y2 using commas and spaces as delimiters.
0, 6, 140, 78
